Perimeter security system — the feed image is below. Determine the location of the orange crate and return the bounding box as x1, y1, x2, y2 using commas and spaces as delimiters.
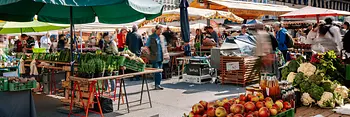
220, 56, 260, 86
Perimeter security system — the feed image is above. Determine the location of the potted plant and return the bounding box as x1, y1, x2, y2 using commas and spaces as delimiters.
86, 59, 96, 78
94, 58, 105, 77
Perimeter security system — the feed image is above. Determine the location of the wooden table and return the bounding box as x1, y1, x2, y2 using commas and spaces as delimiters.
296, 106, 350, 117
68, 68, 163, 117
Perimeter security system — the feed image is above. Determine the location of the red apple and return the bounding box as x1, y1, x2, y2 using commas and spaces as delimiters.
223, 102, 231, 112
256, 92, 264, 101
244, 111, 253, 117
233, 114, 244, 117
207, 102, 218, 108
192, 103, 205, 115
244, 102, 256, 112
272, 104, 279, 110
226, 113, 235, 117
265, 101, 273, 109
193, 115, 202, 117
258, 107, 270, 117
230, 104, 244, 114
239, 94, 247, 101
251, 96, 259, 102
206, 107, 216, 117
202, 114, 208, 117
283, 102, 292, 109
264, 97, 273, 103
199, 100, 208, 109
215, 107, 227, 117
256, 101, 265, 109
234, 99, 240, 104
216, 100, 224, 107
253, 111, 259, 117
275, 100, 283, 110
282, 108, 286, 112
222, 98, 229, 103
189, 111, 195, 117
269, 107, 278, 116
238, 101, 246, 105
247, 94, 253, 101
245, 114, 254, 117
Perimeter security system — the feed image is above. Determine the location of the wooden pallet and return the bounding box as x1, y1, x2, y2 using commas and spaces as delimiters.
61, 81, 95, 109
220, 56, 260, 86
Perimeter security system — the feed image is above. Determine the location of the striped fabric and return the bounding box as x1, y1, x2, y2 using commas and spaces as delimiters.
275, 0, 350, 11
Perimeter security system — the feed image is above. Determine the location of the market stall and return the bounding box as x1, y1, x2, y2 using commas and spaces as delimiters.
189, 0, 297, 19
280, 6, 350, 22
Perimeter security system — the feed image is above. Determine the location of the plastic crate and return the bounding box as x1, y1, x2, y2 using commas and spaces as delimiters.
9, 80, 37, 91
0, 78, 9, 91
271, 108, 295, 117
124, 58, 146, 72
33, 48, 47, 53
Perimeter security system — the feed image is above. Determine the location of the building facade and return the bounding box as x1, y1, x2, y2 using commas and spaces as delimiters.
153, 0, 181, 11
273, 0, 350, 11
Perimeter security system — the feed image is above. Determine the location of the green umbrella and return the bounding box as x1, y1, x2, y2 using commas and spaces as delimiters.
0, 20, 68, 34
0, 0, 163, 24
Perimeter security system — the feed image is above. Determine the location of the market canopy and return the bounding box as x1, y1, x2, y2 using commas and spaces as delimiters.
190, 0, 297, 19
160, 7, 244, 23
0, 0, 163, 24
0, 20, 68, 34
280, 6, 350, 18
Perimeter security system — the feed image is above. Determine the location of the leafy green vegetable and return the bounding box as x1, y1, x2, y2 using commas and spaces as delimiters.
309, 74, 323, 85
308, 83, 325, 101
300, 81, 312, 93
288, 60, 300, 72
321, 80, 336, 92
281, 67, 290, 80
293, 72, 306, 87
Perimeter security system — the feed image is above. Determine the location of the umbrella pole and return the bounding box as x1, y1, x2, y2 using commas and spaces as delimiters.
69, 6, 75, 110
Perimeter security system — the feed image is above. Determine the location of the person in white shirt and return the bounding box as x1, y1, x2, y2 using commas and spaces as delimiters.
323, 17, 343, 54
305, 24, 319, 44
40, 32, 51, 52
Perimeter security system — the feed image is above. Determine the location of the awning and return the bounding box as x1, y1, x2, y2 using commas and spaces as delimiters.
280, 6, 350, 18
206, 0, 297, 19
158, 7, 243, 22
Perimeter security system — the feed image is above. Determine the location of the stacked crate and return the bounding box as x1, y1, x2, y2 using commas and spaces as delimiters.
220, 56, 260, 86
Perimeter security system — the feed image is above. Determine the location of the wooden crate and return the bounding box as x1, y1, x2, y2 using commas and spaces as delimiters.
220, 56, 260, 86
61, 81, 95, 109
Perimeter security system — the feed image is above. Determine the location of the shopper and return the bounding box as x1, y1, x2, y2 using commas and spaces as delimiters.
194, 29, 204, 44
306, 24, 319, 44
40, 32, 51, 53
312, 24, 339, 53
273, 22, 289, 61
57, 34, 66, 51
239, 25, 250, 36
26, 36, 35, 53
162, 27, 174, 46
98, 36, 105, 51
323, 17, 343, 53
117, 28, 128, 51
145, 25, 164, 90
207, 26, 219, 47
304, 24, 312, 36
342, 22, 349, 34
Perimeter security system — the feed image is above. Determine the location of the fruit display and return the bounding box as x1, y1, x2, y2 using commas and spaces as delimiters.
185, 94, 293, 117
282, 51, 350, 108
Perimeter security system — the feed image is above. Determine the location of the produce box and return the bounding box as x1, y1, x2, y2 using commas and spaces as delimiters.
0, 78, 9, 91
271, 108, 295, 117
33, 48, 47, 53
124, 58, 145, 72
9, 80, 37, 91
219, 56, 260, 86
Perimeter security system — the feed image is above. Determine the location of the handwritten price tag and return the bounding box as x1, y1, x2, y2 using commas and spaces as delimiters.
226, 62, 239, 71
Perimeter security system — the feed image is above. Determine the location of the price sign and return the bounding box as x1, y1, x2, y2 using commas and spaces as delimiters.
226, 62, 239, 71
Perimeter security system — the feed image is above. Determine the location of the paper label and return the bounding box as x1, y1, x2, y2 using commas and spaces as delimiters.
226, 62, 239, 71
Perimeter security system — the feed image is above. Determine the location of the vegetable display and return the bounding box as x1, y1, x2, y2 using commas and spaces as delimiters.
288, 51, 349, 108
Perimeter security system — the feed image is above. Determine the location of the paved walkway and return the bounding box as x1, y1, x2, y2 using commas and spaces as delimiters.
34, 78, 245, 117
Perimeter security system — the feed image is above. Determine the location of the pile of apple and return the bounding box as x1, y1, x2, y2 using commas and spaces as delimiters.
188, 93, 292, 117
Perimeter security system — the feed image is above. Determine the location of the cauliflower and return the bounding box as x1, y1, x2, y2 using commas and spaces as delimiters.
297, 63, 317, 77
301, 93, 315, 106
287, 72, 296, 83
334, 92, 344, 106
317, 92, 335, 108
334, 85, 349, 99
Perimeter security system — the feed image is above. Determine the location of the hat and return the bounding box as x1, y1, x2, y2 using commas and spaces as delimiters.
241, 24, 248, 29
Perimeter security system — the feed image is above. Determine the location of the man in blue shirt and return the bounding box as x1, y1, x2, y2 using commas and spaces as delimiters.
273, 22, 288, 61
145, 25, 164, 90
207, 26, 219, 47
